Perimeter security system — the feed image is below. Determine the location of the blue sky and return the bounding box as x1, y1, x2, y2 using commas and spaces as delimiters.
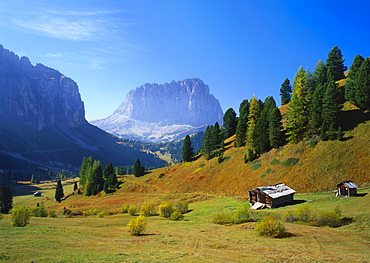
1, 0, 369, 121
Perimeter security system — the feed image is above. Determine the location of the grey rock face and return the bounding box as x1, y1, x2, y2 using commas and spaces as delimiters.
91, 78, 223, 142
0, 45, 86, 130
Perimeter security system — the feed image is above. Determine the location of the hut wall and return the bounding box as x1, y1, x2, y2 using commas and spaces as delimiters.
271, 194, 294, 208
349, 188, 357, 196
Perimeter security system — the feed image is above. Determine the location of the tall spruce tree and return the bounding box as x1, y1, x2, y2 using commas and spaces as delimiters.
345, 54, 364, 102
269, 107, 285, 148
211, 122, 222, 149
133, 159, 145, 177
326, 46, 347, 82
55, 179, 64, 202
222, 108, 237, 139
235, 101, 249, 147
182, 135, 194, 162
79, 156, 93, 186
322, 81, 341, 140
286, 66, 310, 143
0, 186, 13, 214
280, 78, 292, 105
103, 163, 114, 179
246, 96, 261, 144
354, 58, 370, 110
253, 108, 270, 154
90, 161, 104, 195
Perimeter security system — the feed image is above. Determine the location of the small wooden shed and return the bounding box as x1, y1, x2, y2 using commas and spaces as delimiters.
249, 183, 295, 209
337, 181, 358, 197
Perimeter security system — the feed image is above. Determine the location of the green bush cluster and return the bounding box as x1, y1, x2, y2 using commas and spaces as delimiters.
213, 206, 251, 225
174, 202, 189, 214
140, 204, 157, 216
158, 201, 189, 220
285, 204, 343, 227
31, 203, 47, 217
122, 204, 130, 213
0, 213, 3, 220
96, 212, 105, 218
256, 216, 287, 238
83, 208, 102, 217
127, 215, 147, 236
47, 209, 57, 218
128, 206, 138, 216
10, 206, 32, 227
158, 201, 176, 218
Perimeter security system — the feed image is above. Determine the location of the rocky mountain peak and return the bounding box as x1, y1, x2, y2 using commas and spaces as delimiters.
91, 78, 223, 142
0, 45, 86, 130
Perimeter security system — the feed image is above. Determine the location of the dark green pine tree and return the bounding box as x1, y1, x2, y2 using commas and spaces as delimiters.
253, 108, 271, 155
55, 179, 64, 203
326, 46, 347, 82
235, 101, 250, 147
354, 58, 370, 110
201, 126, 213, 160
322, 81, 341, 140
103, 180, 109, 194
280, 78, 292, 105
269, 107, 285, 148
108, 172, 118, 188
90, 161, 104, 195
133, 158, 145, 177
222, 108, 237, 139
311, 60, 326, 92
78, 156, 93, 186
211, 122, 222, 149
73, 181, 78, 192
345, 54, 364, 102
182, 135, 194, 162
103, 163, 114, 179
0, 186, 13, 214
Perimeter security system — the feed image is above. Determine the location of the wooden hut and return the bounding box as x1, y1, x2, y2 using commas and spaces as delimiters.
249, 183, 295, 209
337, 181, 358, 197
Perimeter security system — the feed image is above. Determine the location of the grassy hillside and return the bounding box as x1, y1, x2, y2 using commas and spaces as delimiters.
117, 117, 370, 196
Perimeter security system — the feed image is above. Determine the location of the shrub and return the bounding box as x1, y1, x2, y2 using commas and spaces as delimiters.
97, 212, 105, 218
83, 208, 101, 216
122, 204, 130, 213
233, 206, 251, 224
212, 212, 235, 225
270, 158, 280, 165
31, 203, 47, 217
281, 158, 299, 167
158, 201, 176, 218
140, 204, 157, 216
294, 204, 312, 222
48, 209, 57, 218
0, 213, 3, 220
256, 216, 287, 238
128, 206, 138, 216
127, 215, 147, 236
310, 207, 342, 227
174, 202, 189, 214
250, 163, 262, 170
170, 210, 184, 221
10, 206, 32, 227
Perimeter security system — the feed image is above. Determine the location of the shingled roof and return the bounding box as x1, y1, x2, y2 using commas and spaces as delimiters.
337, 181, 359, 189
251, 183, 296, 199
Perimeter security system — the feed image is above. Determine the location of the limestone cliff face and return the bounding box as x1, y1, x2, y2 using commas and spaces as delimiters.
0, 45, 86, 130
91, 78, 224, 142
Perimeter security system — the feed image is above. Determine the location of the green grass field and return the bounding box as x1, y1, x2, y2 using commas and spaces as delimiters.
1, 184, 369, 262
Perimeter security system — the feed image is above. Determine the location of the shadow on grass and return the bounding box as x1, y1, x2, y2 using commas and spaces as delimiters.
356, 193, 368, 197
11, 183, 42, 197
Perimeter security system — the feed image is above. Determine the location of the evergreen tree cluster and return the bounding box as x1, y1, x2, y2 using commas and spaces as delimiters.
201, 122, 223, 160
78, 157, 119, 196
0, 185, 13, 214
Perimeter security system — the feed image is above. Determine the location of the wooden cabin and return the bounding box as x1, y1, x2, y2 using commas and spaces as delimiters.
249, 183, 295, 209
337, 181, 358, 197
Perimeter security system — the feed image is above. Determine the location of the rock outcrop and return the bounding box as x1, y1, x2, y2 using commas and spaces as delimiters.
91, 78, 223, 142
0, 45, 85, 130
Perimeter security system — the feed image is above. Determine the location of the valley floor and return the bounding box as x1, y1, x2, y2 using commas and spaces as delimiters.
1, 188, 370, 262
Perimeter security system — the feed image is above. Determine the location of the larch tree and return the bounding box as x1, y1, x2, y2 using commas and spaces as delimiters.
279, 78, 292, 105
246, 96, 261, 145
182, 135, 194, 162
285, 66, 311, 143
235, 100, 249, 147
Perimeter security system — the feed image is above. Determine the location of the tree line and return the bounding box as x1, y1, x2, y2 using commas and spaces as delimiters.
181, 46, 370, 163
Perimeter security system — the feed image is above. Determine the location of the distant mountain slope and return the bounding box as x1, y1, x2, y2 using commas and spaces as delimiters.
0, 45, 166, 175
118, 111, 370, 195
91, 78, 223, 142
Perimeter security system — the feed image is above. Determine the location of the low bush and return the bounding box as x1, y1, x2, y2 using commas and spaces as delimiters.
48, 209, 57, 218
294, 204, 312, 222
213, 206, 251, 225
10, 206, 32, 227
140, 204, 157, 216
122, 204, 130, 213
281, 158, 299, 167
170, 210, 184, 221
270, 158, 280, 165
31, 204, 47, 217
310, 207, 342, 228
128, 206, 138, 216
127, 215, 147, 236
0, 213, 3, 220
213, 212, 235, 225
158, 201, 176, 218
97, 212, 105, 218
233, 206, 251, 224
83, 208, 101, 217
174, 202, 189, 214
256, 216, 287, 238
